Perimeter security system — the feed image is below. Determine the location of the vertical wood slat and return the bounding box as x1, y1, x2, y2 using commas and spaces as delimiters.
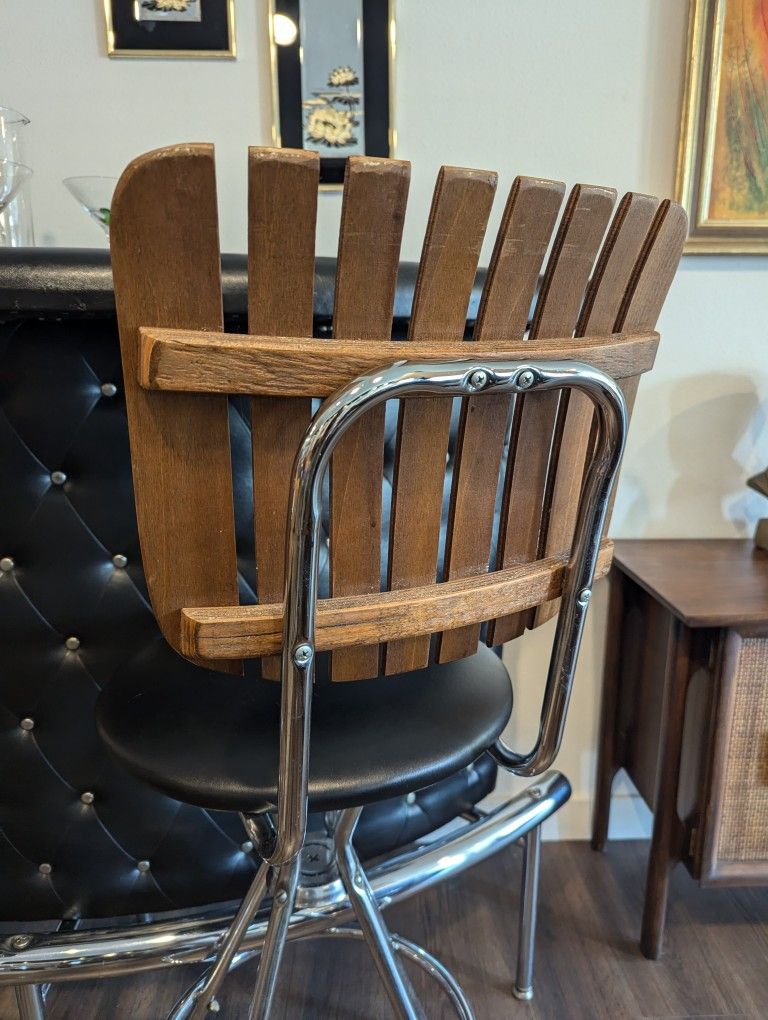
530, 192, 661, 627
330, 156, 411, 681
384, 165, 497, 675
600, 199, 689, 525
248, 148, 319, 679
110, 143, 241, 673
488, 183, 617, 645
436, 177, 566, 663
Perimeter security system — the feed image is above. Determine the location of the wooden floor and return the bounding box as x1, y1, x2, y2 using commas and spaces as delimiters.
4, 840, 768, 1019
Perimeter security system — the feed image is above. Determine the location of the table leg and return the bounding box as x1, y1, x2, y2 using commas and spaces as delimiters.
640, 616, 691, 960
591, 570, 625, 851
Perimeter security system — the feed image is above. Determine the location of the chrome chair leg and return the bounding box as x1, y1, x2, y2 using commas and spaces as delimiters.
248, 854, 301, 1020
167, 860, 270, 1020
513, 822, 541, 1001
334, 807, 426, 1020
14, 984, 45, 1020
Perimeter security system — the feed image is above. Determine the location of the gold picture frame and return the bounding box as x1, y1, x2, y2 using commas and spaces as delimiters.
105, 0, 236, 59
268, 0, 396, 191
677, 0, 768, 253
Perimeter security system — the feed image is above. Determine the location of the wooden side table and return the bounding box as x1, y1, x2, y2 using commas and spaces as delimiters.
593, 539, 768, 958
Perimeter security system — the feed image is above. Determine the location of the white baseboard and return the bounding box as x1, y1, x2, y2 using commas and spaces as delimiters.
479, 789, 653, 842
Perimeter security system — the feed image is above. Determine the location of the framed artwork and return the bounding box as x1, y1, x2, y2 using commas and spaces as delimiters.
677, 0, 768, 252
268, 0, 395, 187
105, 0, 236, 59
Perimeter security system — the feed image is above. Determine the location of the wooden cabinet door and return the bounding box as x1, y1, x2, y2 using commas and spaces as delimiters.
699, 627, 768, 886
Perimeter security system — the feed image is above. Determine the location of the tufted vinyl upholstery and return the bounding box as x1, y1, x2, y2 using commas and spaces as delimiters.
0, 250, 497, 924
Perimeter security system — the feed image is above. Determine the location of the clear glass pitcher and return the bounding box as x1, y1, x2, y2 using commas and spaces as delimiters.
0, 106, 34, 246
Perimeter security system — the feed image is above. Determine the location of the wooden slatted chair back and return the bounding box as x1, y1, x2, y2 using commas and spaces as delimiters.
111, 144, 686, 682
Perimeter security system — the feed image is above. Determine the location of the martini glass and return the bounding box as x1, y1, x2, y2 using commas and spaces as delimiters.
63, 176, 118, 237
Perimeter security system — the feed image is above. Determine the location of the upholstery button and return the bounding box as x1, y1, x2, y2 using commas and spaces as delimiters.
0, 557, 14, 572
406, 792, 417, 805
240, 841, 254, 853
137, 860, 151, 873
80, 792, 95, 805
100, 382, 117, 397
38, 863, 52, 876
65, 636, 80, 651
19, 718, 34, 731
112, 554, 128, 569
50, 471, 67, 486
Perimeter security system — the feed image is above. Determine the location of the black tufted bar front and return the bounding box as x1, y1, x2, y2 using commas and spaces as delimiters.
0, 249, 498, 926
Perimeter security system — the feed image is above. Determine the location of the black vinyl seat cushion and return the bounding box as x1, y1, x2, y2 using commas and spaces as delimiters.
96, 645, 513, 814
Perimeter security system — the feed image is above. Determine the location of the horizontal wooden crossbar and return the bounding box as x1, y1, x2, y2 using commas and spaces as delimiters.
180, 540, 613, 661
139, 328, 659, 396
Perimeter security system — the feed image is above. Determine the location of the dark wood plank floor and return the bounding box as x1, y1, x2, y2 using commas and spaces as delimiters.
3, 840, 767, 1019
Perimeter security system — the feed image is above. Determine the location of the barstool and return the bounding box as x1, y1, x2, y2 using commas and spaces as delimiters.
89, 144, 685, 1019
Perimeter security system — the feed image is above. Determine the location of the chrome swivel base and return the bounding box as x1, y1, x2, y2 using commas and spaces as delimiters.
168, 927, 475, 1020
3, 773, 569, 1017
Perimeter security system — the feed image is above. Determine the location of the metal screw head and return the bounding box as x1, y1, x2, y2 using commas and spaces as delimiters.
206, 998, 221, 1014
100, 382, 117, 397
65, 636, 80, 651
112, 553, 128, 569
80, 791, 95, 805
517, 369, 535, 390
577, 587, 592, 606
240, 840, 253, 853
468, 368, 489, 391
19, 717, 34, 731
293, 643, 313, 668
528, 787, 542, 800
354, 872, 364, 887
275, 889, 288, 904
38, 862, 52, 876
11, 934, 32, 951
0, 557, 14, 572
137, 860, 151, 873
50, 470, 67, 486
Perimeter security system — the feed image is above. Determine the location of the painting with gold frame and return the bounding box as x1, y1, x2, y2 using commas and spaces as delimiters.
677, 0, 768, 252
268, 0, 395, 188
105, 0, 236, 59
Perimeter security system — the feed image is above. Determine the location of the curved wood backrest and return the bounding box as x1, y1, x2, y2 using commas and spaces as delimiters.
112, 144, 687, 682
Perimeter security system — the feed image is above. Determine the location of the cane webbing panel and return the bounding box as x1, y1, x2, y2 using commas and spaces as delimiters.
715, 636, 768, 864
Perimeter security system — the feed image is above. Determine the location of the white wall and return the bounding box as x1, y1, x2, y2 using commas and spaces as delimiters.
4, 0, 768, 838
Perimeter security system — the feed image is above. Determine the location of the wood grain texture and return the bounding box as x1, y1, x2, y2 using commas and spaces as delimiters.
385, 165, 497, 674
330, 156, 411, 680
181, 540, 614, 660
604, 199, 689, 525
613, 539, 768, 628
248, 147, 318, 678
139, 329, 658, 393
532, 192, 661, 627
110, 143, 240, 674
490, 183, 616, 645
437, 176, 565, 663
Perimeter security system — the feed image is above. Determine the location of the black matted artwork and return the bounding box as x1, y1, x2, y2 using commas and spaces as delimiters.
270, 0, 393, 185
105, 0, 236, 58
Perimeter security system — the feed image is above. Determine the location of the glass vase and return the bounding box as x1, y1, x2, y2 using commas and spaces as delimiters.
0, 107, 34, 246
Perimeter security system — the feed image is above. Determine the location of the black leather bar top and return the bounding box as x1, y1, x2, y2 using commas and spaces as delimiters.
0, 248, 487, 324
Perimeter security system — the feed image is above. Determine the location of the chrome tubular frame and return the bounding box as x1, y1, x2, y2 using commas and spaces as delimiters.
277, 357, 626, 862
3, 357, 626, 1017
0, 774, 569, 983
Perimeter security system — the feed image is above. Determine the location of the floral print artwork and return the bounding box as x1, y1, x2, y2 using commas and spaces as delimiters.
303, 66, 361, 148
138, 0, 201, 23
